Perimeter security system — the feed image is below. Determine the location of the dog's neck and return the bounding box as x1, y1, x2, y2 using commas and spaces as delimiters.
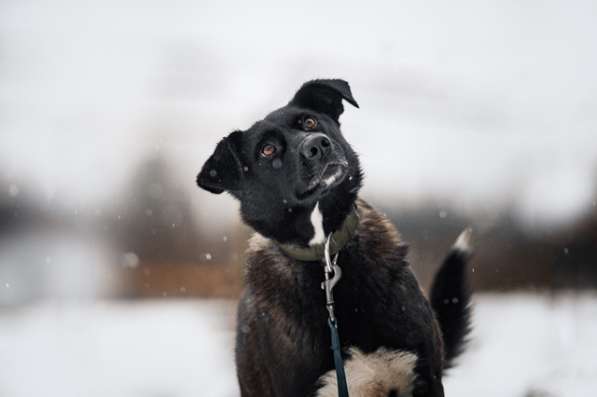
277, 205, 359, 261
241, 190, 359, 250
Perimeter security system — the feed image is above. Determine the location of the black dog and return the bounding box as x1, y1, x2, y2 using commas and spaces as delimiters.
197, 79, 472, 397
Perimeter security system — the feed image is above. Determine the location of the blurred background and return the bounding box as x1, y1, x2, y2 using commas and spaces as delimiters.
1, 0, 596, 396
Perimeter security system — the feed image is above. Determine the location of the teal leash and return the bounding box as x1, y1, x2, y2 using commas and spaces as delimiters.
328, 318, 349, 396
322, 235, 349, 397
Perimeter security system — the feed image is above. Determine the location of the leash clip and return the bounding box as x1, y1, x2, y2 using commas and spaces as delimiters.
321, 234, 342, 322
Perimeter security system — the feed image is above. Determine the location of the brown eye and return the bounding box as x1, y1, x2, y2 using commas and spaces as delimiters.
260, 143, 277, 158
303, 117, 318, 130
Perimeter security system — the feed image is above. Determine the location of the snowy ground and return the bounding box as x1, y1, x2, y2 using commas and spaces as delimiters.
445, 293, 597, 397
0, 294, 596, 397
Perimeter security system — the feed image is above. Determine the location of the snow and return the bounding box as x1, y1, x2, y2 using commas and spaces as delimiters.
446, 293, 597, 397
8, 184, 20, 197
120, 252, 140, 268
0, 300, 238, 397
0, 294, 596, 396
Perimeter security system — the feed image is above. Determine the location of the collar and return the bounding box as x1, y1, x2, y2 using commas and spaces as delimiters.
278, 206, 359, 262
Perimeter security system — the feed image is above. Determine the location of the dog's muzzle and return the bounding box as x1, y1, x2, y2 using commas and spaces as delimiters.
296, 134, 348, 200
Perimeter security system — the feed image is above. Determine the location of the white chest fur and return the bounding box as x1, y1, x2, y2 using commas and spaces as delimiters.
308, 202, 326, 246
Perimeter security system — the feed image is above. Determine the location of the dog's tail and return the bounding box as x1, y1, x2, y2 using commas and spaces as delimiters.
429, 228, 473, 369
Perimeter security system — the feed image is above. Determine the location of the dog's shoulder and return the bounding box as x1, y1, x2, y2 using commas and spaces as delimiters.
244, 232, 305, 303
246, 232, 293, 277
354, 198, 408, 264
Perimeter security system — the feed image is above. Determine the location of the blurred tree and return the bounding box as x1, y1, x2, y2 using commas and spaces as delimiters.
109, 153, 205, 264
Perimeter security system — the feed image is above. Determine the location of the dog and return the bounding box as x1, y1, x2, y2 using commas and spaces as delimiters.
197, 79, 472, 397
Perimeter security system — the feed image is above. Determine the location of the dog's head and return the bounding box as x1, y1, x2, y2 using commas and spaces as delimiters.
197, 79, 362, 246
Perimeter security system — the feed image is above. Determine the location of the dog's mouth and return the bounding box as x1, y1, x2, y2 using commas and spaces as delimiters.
296, 161, 349, 200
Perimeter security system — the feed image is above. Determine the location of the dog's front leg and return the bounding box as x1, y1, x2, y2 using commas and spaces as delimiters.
260, 331, 330, 397
237, 299, 329, 396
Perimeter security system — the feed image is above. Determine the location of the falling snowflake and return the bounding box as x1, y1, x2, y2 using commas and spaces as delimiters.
121, 252, 139, 268
8, 184, 19, 197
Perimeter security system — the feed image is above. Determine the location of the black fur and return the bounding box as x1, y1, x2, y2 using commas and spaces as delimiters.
290, 79, 359, 121
196, 79, 472, 396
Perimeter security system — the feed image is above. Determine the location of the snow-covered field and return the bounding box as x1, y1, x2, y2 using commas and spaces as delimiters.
0, 294, 596, 397
445, 294, 597, 397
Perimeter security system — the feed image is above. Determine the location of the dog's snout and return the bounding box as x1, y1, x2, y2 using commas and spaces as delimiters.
299, 134, 331, 161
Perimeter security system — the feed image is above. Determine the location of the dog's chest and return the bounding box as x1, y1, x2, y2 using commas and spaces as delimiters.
256, 260, 384, 351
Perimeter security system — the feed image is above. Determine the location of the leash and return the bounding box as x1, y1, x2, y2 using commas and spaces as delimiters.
322, 235, 349, 397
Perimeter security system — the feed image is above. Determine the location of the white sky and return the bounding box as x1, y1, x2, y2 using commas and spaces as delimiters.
1, 0, 596, 227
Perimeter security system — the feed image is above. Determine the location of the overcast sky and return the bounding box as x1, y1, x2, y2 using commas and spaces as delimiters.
1, 0, 596, 227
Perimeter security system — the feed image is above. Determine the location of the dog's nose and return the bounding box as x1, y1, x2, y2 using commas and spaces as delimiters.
299, 134, 332, 161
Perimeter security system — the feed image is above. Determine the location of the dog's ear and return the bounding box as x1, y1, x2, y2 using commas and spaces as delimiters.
197, 130, 244, 194
289, 79, 359, 121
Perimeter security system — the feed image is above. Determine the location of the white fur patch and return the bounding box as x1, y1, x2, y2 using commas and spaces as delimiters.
316, 347, 418, 397
453, 227, 473, 254
308, 202, 326, 246
248, 232, 271, 252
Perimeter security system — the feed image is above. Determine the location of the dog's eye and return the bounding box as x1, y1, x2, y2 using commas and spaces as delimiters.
260, 143, 277, 158
303, 117, 318, 130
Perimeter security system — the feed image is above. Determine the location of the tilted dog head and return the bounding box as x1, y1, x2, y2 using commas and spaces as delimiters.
197, 79, 362, 247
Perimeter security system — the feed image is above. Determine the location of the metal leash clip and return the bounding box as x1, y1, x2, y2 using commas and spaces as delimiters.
321, 234, 342, 322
